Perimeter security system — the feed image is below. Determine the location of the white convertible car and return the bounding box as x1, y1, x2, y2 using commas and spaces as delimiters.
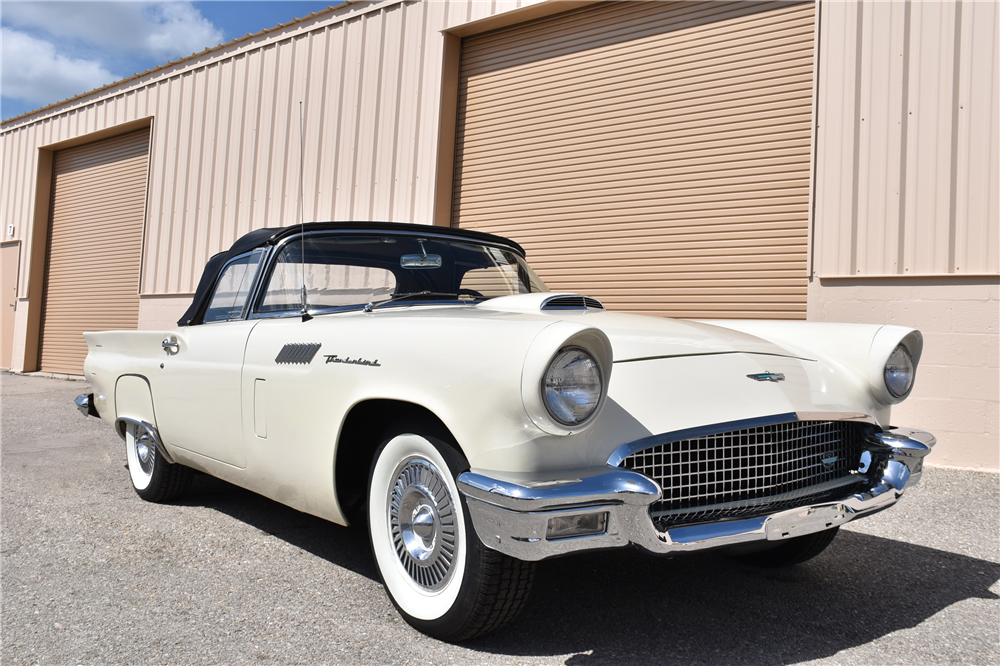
77, 221, 934, 641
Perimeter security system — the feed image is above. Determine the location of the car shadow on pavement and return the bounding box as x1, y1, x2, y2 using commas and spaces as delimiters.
177, 471, 380, 581
471, 531, 1000, 665
178, 472, 999, 665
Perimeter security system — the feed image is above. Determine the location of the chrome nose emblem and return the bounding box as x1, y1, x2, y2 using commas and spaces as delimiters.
821, 453, 839, 470
747, 372, 785, 382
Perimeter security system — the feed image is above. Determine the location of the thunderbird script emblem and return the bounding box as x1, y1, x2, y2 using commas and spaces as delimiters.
325, 354, 381, 367
747, 372, 785, 382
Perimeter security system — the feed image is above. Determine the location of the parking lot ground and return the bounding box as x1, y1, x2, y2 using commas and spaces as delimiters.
2, 372, 998, 665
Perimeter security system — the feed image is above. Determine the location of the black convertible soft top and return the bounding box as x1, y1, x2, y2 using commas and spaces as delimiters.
177, 221, 525, 326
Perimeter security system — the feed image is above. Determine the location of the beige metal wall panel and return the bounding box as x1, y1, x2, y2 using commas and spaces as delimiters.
452, 1, 816, 319
0, 0, 536, 302
814, 0, 999, 277
38, 129, 149, 374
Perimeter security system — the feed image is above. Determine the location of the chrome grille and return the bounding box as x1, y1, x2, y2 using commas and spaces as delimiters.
619, 420, 871, 528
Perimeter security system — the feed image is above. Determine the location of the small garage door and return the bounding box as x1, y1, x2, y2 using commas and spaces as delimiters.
452, 1, 815, 319
38, 128, 149, 374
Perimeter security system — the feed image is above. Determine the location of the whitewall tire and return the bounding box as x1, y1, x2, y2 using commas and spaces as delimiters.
368, 430, 535, 641
369, 434, 467, 621
124, 421, 193, 503
125, 421, 155, 491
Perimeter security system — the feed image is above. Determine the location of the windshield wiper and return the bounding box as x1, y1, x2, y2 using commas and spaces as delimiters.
363, 291, 480, 312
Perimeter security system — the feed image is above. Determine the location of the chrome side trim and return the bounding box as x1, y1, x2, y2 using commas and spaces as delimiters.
459, 424, 934, 562
114, 417, 176, 465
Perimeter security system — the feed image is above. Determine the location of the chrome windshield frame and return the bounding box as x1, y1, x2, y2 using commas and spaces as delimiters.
245, 228, 539, 320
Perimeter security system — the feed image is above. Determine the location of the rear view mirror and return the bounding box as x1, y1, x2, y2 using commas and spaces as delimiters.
401, 254, 442, 269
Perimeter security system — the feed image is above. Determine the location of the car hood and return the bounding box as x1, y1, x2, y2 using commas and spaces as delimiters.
471, 297, 876, 445
476, 295, 811, 363
577, 311, 811, 362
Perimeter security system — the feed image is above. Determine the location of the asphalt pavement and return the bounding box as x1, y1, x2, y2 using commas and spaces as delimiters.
2, 372, 998, 665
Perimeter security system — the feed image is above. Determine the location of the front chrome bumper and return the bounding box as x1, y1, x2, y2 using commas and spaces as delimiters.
457, 427, 935, 562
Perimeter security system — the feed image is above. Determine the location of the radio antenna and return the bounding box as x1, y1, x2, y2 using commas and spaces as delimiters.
298, 100, 311, 322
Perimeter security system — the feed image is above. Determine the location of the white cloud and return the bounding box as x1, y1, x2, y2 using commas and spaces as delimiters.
2, 2, 224, 61
1, 27, 121, 105
143, 3, 226, 60
1, 2, 224, 114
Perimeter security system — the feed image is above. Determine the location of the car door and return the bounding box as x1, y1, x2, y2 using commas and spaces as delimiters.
151, 250, 265, 468
235, 234, 400, 520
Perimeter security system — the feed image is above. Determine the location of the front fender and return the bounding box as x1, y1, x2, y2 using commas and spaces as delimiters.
699, 321, 923, 414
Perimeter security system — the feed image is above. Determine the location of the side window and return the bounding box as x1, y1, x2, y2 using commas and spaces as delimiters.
460, 265, 527, 297
203, 250, 264, 323
460, 248, 532, 297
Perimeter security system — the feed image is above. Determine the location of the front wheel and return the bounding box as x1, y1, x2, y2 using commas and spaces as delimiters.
368, 431, 534, 641
124, 421, 193, 503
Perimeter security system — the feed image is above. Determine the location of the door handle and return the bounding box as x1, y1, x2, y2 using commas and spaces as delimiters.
162, 338, 179, 354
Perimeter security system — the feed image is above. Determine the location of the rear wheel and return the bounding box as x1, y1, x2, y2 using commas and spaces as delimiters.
124, 421, 192, 503
367, 430, 534, 641
734, 527, 840, 567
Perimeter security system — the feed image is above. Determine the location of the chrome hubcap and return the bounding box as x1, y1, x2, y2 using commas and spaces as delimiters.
389, 458, 458, 591
134, 430, 155, 475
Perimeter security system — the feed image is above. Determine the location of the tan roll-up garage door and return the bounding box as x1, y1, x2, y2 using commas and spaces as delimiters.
452, 1, 815, 319
38, 128, 149, 374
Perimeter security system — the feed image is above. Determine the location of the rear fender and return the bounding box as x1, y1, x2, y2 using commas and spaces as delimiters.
114, 374, 175, 464
115, 375, 158, 427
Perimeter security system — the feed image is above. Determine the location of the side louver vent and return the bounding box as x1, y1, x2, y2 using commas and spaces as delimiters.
275, 343, 322, 364
540, 295, 605, 311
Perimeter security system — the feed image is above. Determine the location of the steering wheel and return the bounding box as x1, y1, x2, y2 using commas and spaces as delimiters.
457, 288, 485, 299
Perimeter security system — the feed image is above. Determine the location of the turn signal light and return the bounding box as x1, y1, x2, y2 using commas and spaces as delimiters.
546, 512, 608, 539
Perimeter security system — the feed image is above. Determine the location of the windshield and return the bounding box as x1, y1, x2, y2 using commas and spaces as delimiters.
257, 233, 548, 314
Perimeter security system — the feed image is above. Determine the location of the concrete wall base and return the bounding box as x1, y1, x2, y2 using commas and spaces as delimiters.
9, 299, 29, 372
137, 295, 193, 331
808, 276, 999, 470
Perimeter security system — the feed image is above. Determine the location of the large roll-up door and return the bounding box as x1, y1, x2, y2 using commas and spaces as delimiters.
38, 129, 149, 374
452, 1, 815, 319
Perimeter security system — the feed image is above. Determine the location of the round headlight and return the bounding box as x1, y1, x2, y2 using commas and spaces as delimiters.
884, 344, 914, 398
542, 347, 603, 426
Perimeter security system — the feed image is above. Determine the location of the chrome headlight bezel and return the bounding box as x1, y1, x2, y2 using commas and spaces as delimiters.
519, 322, 613, 436
541, 346, 604, 427
868, 327, 923, 406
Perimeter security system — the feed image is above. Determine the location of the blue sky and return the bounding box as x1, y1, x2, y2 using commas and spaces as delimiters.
1, 1, 340, 121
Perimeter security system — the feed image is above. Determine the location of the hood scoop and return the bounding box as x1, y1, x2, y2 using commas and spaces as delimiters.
477, 293, 605, 314
540, 295, 605, 311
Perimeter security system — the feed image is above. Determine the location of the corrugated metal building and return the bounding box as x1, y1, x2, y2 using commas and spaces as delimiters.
1, 0, 996, 469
